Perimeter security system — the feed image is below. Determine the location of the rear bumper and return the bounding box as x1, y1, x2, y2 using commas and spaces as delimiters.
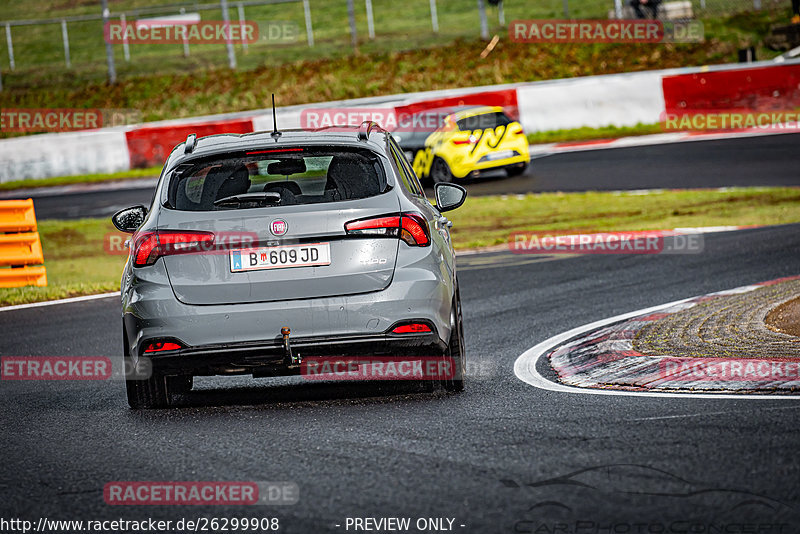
462, 159, 528, 179
451, 153, 530, 179
137, 326, 447, 376
122, 262, 453, 372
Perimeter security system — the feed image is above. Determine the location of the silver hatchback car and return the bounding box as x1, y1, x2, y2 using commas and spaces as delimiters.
112, 121, 467, 408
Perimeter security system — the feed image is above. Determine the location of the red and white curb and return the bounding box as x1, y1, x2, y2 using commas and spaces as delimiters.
514, 276, 800, 399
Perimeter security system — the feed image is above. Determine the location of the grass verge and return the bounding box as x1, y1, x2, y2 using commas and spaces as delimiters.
2, 187, 800, 307
447, 187, 800, 249
526, 123, 665, 145
0, 219, 127, 307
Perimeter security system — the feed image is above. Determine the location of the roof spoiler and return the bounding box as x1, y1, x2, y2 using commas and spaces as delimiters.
184, 133, 197, 154
358, 121, 386, 141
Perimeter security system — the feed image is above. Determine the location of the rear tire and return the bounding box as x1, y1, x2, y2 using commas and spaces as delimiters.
126, 365, 170, 409
507, 163, 528, 177
431, 157, 454, 184
441, 284, 466, 392
124, 328, 170, 409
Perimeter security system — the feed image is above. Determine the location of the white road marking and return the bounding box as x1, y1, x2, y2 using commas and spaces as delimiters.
0, 292, 119, 313
513, 292, 800, 400
629, 404, 800, 421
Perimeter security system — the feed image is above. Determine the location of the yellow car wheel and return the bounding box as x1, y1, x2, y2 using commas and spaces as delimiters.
507, 163, 528, 177
431, 157, 454, 184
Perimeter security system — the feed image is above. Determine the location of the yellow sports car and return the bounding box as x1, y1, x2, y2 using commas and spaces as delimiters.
409, 106, 529, 183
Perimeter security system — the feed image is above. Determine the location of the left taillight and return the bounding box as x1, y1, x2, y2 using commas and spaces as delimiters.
143, 341, 183, 353
132, 231, 215, 267
392, 323, 432, 334
344, 212, 430, 247
343, 215, 401, 238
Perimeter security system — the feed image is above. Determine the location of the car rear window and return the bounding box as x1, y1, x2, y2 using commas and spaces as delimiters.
167, 147, 388, 211
456, 112, 512, 131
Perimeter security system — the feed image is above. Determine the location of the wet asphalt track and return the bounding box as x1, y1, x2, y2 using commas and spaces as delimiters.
2, 223, 800, 531
14, 132, 800, 220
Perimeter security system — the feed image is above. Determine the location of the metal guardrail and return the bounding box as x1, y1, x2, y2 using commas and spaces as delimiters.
0, 0, 312, 85
0, 198, 47, 288
0, 0, 302, 26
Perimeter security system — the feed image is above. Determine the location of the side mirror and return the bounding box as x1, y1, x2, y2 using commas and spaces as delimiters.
111, 205, 147, 233
434, 183, 467, 213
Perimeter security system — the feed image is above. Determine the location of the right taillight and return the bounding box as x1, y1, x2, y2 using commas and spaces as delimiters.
400, 212, 430, 247
344, 212, 430, 247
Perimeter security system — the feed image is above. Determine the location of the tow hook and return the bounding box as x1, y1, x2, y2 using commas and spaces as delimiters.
281, 327, 301, 366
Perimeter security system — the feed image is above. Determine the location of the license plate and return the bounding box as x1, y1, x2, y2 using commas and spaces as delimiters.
485, 150, 515, 161
230, 243, 331, 272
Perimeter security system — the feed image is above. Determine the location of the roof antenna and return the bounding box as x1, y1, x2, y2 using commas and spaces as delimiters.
270, 94, 281, 141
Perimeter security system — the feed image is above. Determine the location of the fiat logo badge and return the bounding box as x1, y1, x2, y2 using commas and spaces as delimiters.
270, 219, 288, 236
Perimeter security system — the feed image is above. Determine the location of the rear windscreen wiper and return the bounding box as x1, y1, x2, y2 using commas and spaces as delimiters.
214, 192, 282, 208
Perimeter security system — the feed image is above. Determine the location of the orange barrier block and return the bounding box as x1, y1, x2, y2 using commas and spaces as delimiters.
0, 199, 37, 233
0, 198, 46, 288
0, 266, 47, 287
0, 232, 44, 266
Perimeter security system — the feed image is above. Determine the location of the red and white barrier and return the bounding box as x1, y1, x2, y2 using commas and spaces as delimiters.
0, 129, 130, 183
662, 63, 800, 115
1, 59, 798, 183
125, 117, 255, 169
517, 70, 666, 132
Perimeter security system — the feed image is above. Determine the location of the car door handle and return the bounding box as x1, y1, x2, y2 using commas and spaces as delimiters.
437, 216, 452, 228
